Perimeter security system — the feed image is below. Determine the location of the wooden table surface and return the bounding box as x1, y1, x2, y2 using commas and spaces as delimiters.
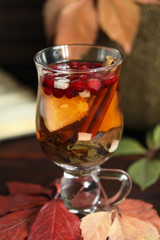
0, 134, 159, 214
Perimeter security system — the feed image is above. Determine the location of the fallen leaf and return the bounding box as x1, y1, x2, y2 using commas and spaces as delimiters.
54, 0, 98, 46
135, 0, 160, 4
80, 211, 112, 240
6, 181, 58, 198
108, 212, 159, 240
98, 0, 141, 54
0, 208, 39, 240
80, 208, 159, 240
0, 194, 47, 216
119, 199, 160, 234
28, 199, 81, 240
43, 0, 75, 41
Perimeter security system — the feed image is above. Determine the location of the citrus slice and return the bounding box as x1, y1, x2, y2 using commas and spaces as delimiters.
40, 94, 89, 132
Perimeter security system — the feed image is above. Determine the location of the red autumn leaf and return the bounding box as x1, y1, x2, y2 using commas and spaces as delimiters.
98, 0, 141, 54
43, 0, 75, 41
0, 208, 39, 240
6, 181, 58, 198
28, 199, 81, 240
0, 194, 47, 216
54, 0, 98, 46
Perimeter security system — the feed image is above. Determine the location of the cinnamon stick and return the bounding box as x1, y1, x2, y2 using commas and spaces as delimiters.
79, 79, 118, 137
88, 80, 118, 136
79, 88, 109, 133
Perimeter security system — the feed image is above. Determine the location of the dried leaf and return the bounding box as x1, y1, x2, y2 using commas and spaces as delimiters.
135, 0, 160, 4
119, 199, 160, 234
0, 208, 39, 240
43, 0, 75, 40
80, 211, 112, 240
108, 212, 159, 240
0, 194, 47, 216
28, 199, 81, 240
98, 0, 141, 54
6, 181, 58, 198
80, 203, 160, 240
55, 0, 98, 46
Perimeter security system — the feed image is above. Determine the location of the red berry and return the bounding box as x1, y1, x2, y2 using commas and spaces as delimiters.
102, 75, 117, 88
42, 78, 54, 90
50, 64, 58, 69
91, 62, 102, 68
92, 73, 103, 79
53, 88, 64, 98
69, 75, 78, 81
57, 63, 70, 70
43, 87, 53, 96
65, 88, 75, 99
70, 80, 86, 93
79, 74, 89, 81
69, 61, 79, 69
44, 72, 55, 80
86, 78, 101, 95
80, 62, 91, 68
78, 65, 90, 71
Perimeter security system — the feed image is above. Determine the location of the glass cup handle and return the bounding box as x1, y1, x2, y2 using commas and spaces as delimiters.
97, 168, 132, 207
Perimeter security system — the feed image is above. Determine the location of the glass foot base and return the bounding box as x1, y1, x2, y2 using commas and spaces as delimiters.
60, 167, 132, 215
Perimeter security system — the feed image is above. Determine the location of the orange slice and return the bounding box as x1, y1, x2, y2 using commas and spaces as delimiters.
40, 94, 89, 132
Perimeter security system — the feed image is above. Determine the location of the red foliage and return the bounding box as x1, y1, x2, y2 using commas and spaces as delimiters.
0, 181, 80, 240
28, 199, 81, 240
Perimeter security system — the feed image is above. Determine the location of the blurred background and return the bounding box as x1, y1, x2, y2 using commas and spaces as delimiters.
0, 0, 46, 140
0, 0, 46, 90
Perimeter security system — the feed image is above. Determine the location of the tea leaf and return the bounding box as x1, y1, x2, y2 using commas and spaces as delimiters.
114, 138, 146, 156
98, 0, 140, 54
54, 0, 98, 46
127, 157, 160, 190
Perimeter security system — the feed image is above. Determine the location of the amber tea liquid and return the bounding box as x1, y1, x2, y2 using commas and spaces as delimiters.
36, 61, 123, 169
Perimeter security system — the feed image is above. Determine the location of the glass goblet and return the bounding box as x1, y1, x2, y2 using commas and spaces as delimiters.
34, 44, 132, 215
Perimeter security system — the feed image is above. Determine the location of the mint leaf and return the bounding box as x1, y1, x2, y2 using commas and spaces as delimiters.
127, 158, 160, 190
114, 138, 146, 156
146, 124, 160, 150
